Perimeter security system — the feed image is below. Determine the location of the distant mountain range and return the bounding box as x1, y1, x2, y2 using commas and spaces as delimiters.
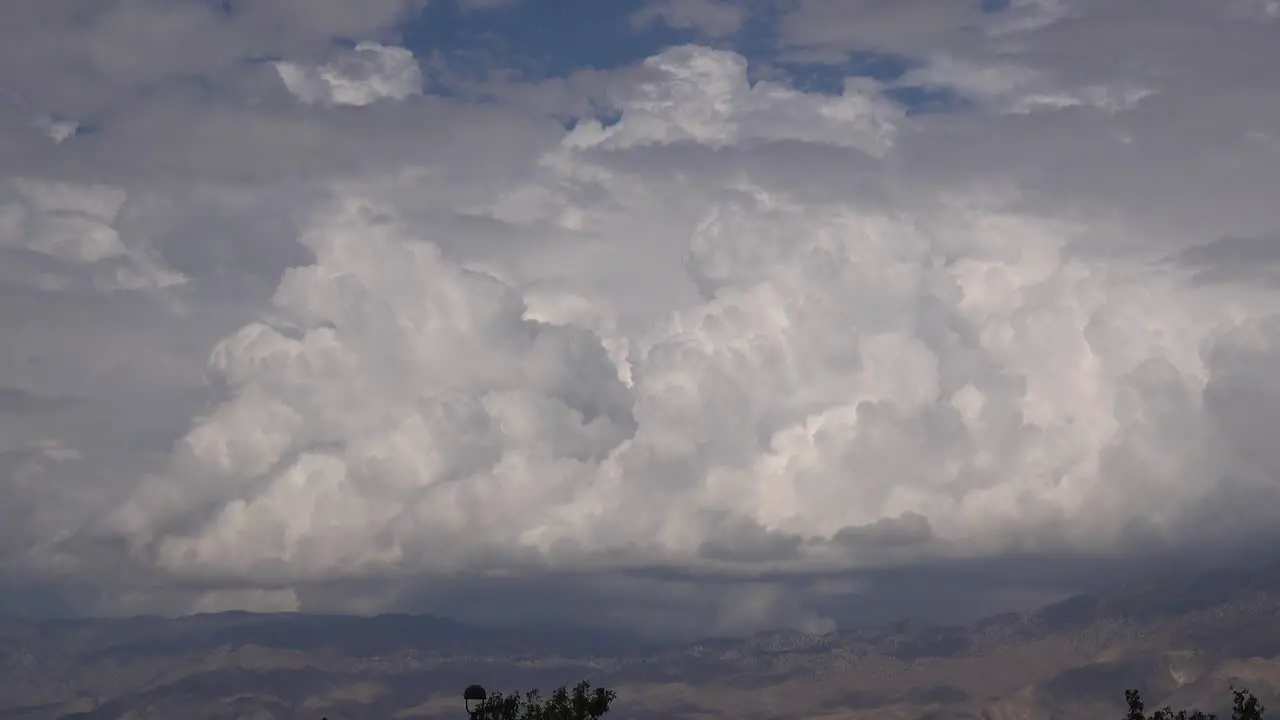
4, 563, 1280, 720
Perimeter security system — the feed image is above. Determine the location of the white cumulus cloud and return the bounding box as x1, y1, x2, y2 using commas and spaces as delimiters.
3, 0, 1280, 635
105, 88, 1280, 625
275, 43, 424, 106
0, 179, 187, 291
564, 46, 902, 155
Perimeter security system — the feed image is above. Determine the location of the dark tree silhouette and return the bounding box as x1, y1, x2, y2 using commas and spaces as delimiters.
469, 680, 616, 720
1123, 687, 1265, 720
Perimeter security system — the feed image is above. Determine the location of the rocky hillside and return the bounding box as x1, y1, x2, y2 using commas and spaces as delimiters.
4, 564, 1280, 719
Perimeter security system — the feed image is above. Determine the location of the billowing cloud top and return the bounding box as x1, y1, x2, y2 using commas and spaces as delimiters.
2, 0, 1279, 637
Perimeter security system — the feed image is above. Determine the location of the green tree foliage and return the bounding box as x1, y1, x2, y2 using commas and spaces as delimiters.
470, 680, 616, 720
1123, 687, 1265, 720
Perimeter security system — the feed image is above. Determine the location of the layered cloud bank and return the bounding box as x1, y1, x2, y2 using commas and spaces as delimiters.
109, 45, 1280, 624
3, 1, 1279, 634
114, 163, 1278, 578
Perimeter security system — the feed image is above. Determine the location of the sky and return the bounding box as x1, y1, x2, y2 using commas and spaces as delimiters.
1, 0, 1279, 640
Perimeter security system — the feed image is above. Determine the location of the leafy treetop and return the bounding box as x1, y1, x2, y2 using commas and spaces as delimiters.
470, 680, 616, 720
1123, 687, 1265, 720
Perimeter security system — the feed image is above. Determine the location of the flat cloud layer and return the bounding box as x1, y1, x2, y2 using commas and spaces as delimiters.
2, 0, 1279, 636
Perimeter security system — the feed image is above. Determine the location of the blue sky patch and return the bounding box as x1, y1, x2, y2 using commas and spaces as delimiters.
399, 0, 701, 81
885, 86, 971, 115
397, 0, 967, 115
775, 52, 923, 95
